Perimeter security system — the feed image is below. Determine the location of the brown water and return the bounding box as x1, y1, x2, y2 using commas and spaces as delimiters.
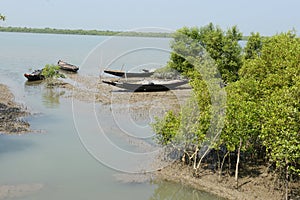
0, 32, 223, 200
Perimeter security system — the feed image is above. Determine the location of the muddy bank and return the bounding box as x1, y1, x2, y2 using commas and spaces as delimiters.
0, 84, 30, 134
0, 84, 38, 198
155, 161, 286, 200
61, 74, 192, 107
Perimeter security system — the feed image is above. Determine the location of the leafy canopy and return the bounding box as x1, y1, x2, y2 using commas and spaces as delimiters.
168, 23, 243, 83
153, 24, 300, 182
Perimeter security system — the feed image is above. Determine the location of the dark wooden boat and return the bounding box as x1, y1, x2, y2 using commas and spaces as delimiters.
24, 69, 45, 81
104, 69, 154, 78
57, 60, 79, 72
102, 79, 188, 92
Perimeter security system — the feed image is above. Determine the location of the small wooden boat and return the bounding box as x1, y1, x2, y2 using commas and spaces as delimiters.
104, 69, 154, 78
24, 69, 45, 81
57, 60, 79, 72
102, 79, 188, 92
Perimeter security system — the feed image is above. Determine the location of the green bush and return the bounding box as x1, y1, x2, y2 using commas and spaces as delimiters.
41, 64, 65, 79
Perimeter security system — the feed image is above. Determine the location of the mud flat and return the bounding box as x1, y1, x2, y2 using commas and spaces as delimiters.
0, 84, 30, 134
155, 161, 288, 200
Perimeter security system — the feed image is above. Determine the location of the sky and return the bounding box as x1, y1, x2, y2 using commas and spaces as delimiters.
0, 0, 299, 36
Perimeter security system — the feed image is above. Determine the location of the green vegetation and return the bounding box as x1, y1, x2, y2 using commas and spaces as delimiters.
152, 66, 181, 79
168, 23, 243, 83
243, 32, 262, 59
152, 24, 299, 198
41, 64, 65, 79
41, 64, 66, 88
0, 26, 171, 38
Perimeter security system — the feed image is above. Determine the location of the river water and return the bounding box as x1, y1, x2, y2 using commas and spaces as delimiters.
0, 32, 222, 200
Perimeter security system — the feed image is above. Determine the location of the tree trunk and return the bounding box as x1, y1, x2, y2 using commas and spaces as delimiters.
217, 150, 220, 172
285, 161, 289, 200
196, 146, 211, 171
228, 153, 231, 175
219, 151, 229, 181
181, 153, 186, 163
193, 146, 199, 169
235, 138, 242, 189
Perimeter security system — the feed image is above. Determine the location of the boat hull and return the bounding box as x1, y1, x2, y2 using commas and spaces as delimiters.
24, 69, 45, 81
58, 60, 79, 72
104, 69, 153, 78
123, 83, 169, 92
102, 80, 188, 92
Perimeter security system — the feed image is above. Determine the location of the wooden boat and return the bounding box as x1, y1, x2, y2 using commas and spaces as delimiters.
103, 69, 154, 78
57, 60, 79, 72
24, 69, 45, 81
102, 79, 188, 92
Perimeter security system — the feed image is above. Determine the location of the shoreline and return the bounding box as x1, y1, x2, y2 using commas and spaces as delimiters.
1, 77, 298, 199
0, 84, 30, 134
155, 161, 284, 200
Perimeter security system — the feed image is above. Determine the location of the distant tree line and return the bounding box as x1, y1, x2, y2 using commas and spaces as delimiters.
0, 25, 260, 40
152, 23, 299, 199
0, 26, 172, 38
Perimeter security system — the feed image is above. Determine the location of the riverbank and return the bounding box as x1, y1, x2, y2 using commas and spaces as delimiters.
1, 76, 297, 199
51, 75, 300, 200
0, 84, 30, 134
155, 161, 284, 200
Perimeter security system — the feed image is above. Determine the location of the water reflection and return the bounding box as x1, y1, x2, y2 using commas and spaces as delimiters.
24, 81, 65, 108
149, 181, 222, 200
41, 88, 65, 108
24, 80, 43, 94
